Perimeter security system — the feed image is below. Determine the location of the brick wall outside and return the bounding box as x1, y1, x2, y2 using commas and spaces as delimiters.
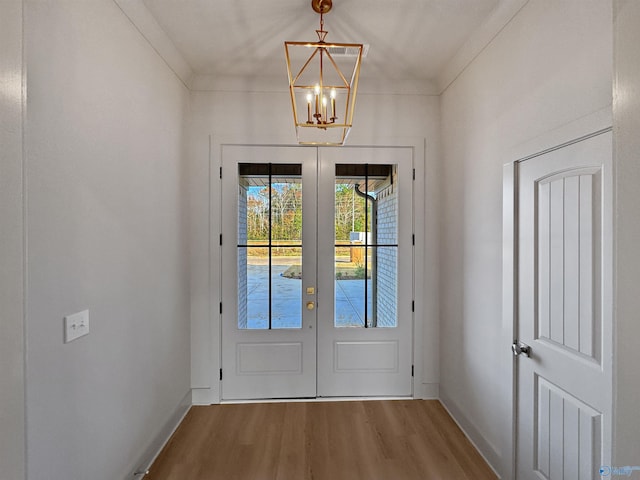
375, 170, 397, 328
238, 183, 248, 329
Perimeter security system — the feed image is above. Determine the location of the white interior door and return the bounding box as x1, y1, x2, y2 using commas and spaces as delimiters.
317, 147, 414, 397
514, 132, 612, 479
221, 145, 317, 400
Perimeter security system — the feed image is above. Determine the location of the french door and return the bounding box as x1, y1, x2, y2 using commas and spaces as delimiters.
220, 145, 413, 400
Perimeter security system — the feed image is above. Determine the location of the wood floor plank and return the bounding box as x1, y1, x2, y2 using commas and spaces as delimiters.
146, 400, 498, 480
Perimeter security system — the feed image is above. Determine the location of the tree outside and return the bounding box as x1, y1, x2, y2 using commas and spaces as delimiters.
244, 182, 372, 278
245, 182, 371, 246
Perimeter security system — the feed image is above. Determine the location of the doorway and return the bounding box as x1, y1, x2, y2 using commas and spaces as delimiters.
220, 145, 414, 400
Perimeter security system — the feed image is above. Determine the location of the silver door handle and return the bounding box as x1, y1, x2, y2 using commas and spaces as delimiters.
512, 341, 531, 357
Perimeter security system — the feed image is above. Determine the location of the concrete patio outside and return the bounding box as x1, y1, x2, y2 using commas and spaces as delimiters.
244, 262, 373, 329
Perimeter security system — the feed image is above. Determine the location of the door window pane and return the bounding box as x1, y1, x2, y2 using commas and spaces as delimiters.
272, 247, 302, 328
374, 247, 397, 327
271, 178, 302, 246
334, 248, 367, 327
240, 247, 269, 329
334, 164, 398, 328
238, 164, 302, 329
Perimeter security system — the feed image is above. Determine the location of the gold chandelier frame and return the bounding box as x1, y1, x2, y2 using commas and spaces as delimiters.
284, 0, 363, 145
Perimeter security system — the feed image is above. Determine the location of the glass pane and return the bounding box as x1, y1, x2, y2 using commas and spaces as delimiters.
334, 247, 367, 327
271, 175, 302, 246
240, 247, 270, 329
239, 163, 302, 245
334, 164, 397, 328
376, 179, 397, 245
335, 181, 367, 245
241, 181, 269, 245
368, 247, 398, 328
272, 247, 302, 329
238, 163, 303, 330
365, 246, 374, 326
362, 179, 377, 238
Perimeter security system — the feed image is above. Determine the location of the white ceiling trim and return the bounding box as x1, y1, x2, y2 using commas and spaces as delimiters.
113, 0, 194, 88
436, 0, 530, 94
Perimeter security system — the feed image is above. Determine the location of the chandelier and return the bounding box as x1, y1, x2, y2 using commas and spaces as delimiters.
284, 0, 363, 145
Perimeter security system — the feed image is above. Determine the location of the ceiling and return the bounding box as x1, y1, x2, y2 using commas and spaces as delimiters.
125, 0, 526, 90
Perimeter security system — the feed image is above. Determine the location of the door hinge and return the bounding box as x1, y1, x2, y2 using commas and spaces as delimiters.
219, 234, 222, 246
219, 302, 222, 314
411, 365, 414, 377
219, 167, 222, 179
412, 300, 415, 312
219, 368, 223, 381
412, 234, 415, 246
412, 168, 416, 180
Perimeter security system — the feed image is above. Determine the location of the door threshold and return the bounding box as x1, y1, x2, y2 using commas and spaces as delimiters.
221, 396, 414, 405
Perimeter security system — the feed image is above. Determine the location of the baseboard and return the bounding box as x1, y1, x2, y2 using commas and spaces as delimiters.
129, 389, 192, 479
419, 382, 440, 399
439, 389, 502, 479
222, 396, 413, 404
192, 387, 217, 405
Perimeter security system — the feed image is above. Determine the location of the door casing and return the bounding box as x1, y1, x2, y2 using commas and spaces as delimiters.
215, 142, 424, 403
190, 135, 430, 406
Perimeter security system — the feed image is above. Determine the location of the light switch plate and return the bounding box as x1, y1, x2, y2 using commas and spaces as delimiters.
64, 310, 89, 343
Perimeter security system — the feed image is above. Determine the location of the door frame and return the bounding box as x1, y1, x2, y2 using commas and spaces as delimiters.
502, 108, 613, 479
191, 134, 431, 405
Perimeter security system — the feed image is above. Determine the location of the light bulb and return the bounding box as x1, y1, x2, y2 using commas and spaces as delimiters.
306, 93, 313, 103
330, 88, 337, 99
314, 84, 320, 95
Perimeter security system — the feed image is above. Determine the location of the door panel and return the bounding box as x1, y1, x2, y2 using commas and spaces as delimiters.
236, 342, 303, 375
536, 169, 601, 362
515, 132, 611, 479
333, 340, 399, 372
317, 147, 413, 397
221, 146, 317, 400
534, 377, 601, 480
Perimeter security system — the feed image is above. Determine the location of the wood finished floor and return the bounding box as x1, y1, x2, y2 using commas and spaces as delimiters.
146, 400, 497, 480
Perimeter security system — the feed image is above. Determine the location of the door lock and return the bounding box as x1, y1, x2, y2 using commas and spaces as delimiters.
512, 341, 531, 357
306, 301, 315, 310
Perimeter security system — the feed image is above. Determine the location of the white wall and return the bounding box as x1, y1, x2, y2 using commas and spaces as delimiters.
0, 1, 26, 479
612, 0, 640, 466
439, 0, 612, 473
24, 1, 191, 479
188, 79, 441, 401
